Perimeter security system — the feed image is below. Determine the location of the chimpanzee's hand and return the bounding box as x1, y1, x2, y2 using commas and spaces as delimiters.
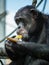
5, 40, 15, 53
5, 40, 25, 60
5, 39, 27, 56
5, 39, 27, 60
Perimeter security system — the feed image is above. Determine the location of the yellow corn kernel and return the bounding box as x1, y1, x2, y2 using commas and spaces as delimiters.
15, 35, 22, 39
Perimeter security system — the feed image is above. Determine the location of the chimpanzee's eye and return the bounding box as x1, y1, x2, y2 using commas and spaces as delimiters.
15, 19, 20, 25
15, 17, 27, 27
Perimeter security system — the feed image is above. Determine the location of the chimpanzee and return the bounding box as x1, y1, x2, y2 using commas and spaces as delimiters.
5, 5, 49, 65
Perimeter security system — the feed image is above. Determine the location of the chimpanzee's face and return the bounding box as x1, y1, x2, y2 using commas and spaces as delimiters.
14, 6, 37, 38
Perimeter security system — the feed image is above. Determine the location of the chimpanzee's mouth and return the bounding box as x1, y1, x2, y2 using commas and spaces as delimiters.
17, 28, 28, 34
17, 28, 28, 38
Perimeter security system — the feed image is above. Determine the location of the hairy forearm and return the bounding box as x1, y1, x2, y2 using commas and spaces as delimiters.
17, 41, 49, 60
5, 40, 49, 60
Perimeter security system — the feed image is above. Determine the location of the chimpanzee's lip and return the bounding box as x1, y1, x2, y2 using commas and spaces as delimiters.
17, 29, 28, 35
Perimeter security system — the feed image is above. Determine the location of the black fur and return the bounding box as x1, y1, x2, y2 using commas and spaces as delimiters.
5, 5, 49, 65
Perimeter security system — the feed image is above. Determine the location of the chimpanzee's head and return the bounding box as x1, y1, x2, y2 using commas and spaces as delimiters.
14, 5, 45, 42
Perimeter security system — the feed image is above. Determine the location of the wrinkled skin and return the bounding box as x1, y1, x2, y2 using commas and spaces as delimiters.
5, 5, 49, 65
14, 5, 47, 43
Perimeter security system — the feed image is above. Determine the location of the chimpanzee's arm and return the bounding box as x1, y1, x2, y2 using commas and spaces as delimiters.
5, 41, 49, 61
12, 41, 49, 60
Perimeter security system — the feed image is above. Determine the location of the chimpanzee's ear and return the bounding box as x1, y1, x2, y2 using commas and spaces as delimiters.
30, 8, 38, 19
